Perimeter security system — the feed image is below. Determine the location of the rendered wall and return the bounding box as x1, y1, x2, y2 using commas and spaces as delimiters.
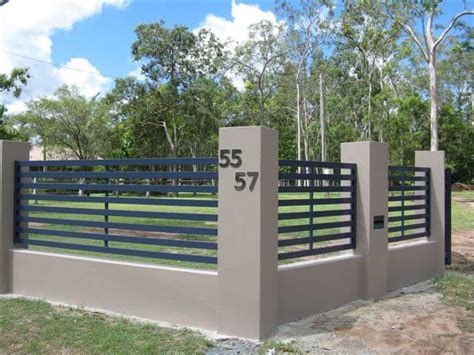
277, 254, 363, 324
388, 241, 437, 291
9, 250, 218, 330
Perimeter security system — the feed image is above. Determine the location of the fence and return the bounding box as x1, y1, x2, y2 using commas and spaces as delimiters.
388, 166, 431, 243
278, 160, 357, 260
15, 158, 219, 266
0, 128, 447, 340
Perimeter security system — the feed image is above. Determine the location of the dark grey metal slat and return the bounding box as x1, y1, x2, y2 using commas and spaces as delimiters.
278, 243, 353, 260
18, 227, 217, 250
17, 216, 217, 236
14, 237, 217, 264
18, 205, 218, 222
19, 194, 218, 207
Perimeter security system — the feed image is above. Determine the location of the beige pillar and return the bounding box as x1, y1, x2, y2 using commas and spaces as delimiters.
415, 151, 445, 275
0, 140, 30, 293
217, 126, 278, 340
341, 142, 389, 300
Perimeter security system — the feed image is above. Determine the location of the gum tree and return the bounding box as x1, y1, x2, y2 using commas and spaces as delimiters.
368, 0, 473, 150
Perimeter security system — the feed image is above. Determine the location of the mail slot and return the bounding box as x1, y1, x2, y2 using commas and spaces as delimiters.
374, 215, 384, 230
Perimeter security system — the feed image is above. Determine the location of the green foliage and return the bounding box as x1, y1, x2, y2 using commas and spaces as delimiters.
7, 2, 473, 183
0, 67, 29, 137
0, 67, 29, 98
12, 86, 111, 159
439, 105, 474, 183
387, 94, 430, 165
125, 21, 226, 158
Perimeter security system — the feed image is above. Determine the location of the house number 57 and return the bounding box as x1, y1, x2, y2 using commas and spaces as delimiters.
219, 149, 259, 192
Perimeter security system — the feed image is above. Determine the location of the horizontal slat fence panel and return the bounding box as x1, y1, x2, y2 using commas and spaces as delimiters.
387, 166, 430, 243
14, 158, 219, 266
278, 159, 357, 262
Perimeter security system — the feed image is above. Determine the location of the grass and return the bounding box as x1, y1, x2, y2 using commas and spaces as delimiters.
0, 297, 213, 354
452, 191, 474, 232
434, 272, 474, 310
259, 340, 301, 354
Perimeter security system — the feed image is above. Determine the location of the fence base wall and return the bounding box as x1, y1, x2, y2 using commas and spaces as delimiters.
277, 254, 362, 324
388, 240, 438, 291
8, 250, 218, 330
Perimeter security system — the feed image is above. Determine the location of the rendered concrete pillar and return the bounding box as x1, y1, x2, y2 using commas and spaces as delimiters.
0, 140, 30, 293
341, 142, 389, 300
217, 126, 278, 340
415, 151, 445, 275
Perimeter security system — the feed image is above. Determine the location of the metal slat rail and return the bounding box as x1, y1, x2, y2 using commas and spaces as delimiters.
388, 166, 430, 243
278, 160, 357, 261
14, 158, 219, 265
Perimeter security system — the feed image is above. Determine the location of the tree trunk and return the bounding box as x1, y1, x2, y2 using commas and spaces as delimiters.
296, 82, 302, 161
320, 72, 327, 163
368, 74, 373, 141
296, 82, 302, 187
320, 72, 329, 189
429, 56, 439, 151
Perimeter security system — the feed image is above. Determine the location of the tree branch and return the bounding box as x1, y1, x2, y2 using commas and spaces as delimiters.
433, 10, 474, 50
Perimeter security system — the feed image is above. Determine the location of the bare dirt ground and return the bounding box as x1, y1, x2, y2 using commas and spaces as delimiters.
267, 231, 474, 354
272, 280, 473, 354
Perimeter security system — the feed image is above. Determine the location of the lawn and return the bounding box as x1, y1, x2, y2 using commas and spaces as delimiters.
0, 297, 213, 354
452, 191, 474, 232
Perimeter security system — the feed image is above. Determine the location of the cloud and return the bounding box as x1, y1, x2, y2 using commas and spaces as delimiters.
0, 0, 129, 114
127, 66, 146, 81
196, 0, 280, 48
56, 58, 111, 97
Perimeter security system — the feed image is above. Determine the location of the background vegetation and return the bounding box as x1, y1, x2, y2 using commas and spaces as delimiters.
1, 0, 473, 182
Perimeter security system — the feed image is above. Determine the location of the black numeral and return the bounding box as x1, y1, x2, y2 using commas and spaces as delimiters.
219, 149, 242, 168
234, 172, 259, 192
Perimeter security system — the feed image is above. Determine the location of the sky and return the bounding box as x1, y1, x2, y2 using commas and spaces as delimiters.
0, 0, 472, 115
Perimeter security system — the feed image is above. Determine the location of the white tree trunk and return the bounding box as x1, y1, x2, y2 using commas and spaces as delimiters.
429, 56, 439, 151
368, 74, 373, 141
296, 82, 302, 186
320, 72, 327, 163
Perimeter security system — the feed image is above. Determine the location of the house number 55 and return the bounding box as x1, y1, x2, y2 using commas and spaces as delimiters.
219, 149, 259, 192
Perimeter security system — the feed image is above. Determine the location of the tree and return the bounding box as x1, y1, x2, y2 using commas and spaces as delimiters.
277, 0, 334, 162
131, 21, 224, 158
339, 1, 400, 140
233, 20, 287, 127
0, 67, 29, 139
369, 0, 473, 150
13, 86, 110, 160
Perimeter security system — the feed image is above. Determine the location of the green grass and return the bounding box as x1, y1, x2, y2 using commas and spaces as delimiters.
259, 340, 301, 354
452, 192, 474, 232
0, 297, 213, 354
435, 272, 474, 310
